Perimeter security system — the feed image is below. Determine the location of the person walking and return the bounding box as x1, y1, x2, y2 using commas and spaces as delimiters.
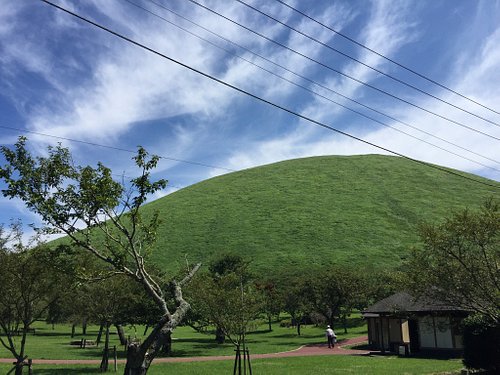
326, 325, 336, 349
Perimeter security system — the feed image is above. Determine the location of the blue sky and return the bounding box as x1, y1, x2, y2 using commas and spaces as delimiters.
1, 0, 500, 230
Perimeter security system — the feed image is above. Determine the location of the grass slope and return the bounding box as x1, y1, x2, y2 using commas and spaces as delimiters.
143, 155, 497, 273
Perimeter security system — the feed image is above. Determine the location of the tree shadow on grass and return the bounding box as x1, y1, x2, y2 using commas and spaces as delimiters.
366, 350, 462, 361
346, 343, 371, 350
60, 344, 127, 359
409, 351, 463, 360
267, 333, 317, 339
32, 367, 101, 374
29, 331, 70, 338
246, 329, 273, 335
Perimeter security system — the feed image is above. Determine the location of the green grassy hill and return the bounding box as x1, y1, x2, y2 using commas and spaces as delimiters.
144, 154, 498, 273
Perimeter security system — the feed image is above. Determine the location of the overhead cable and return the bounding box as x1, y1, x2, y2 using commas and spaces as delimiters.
274, 0, 500, 116
235, 0, 500, 128
0, 125, 235, 172
39, 0, 500, 189
127, 0, 500, 170
185, 0, 500, 141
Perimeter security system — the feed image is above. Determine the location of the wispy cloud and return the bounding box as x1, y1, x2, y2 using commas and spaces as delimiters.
222, 0, 500, 181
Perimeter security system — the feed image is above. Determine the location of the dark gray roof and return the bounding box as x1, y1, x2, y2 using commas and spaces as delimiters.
363, 292, 470, 315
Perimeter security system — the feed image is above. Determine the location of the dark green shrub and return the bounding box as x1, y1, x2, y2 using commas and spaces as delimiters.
462, 314, 500, 373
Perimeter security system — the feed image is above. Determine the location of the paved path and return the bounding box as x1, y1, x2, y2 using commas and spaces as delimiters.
0, 336, 369, 365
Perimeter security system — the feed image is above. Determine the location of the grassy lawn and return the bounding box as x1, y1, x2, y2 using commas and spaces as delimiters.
0, 355, 463, 374
0, 316, 464, 374
0, 317, 366, 360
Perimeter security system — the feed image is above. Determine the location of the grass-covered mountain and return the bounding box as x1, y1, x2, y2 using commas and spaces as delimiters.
144, 155, 498, 274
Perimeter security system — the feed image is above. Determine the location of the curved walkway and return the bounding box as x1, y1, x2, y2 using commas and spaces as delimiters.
0, 336, 369, 365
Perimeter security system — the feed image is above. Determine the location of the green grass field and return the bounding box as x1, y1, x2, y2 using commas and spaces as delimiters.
0, 317, 464, 374
0, 317, 366, 360
0, 355, 463, 374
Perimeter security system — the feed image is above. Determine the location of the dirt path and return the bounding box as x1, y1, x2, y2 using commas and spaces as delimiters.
0, 336, 369, 365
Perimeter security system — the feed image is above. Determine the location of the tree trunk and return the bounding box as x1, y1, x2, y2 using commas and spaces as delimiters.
329, 318, 335, 329
96, 322, 104, 346
268, 314, 272, 331
124, 342, 149, 375
160, 330, 172, 356
100, 322, 110, 372
342, 314, 348, 334
297, 321, 301, 336
82, 319, 88, 335
116, 324, 127, 345
215, 326, 225, 344
123, 328, 171, 375
71, 323, 76, 338
14, 361, 23, 375
15, 325, 29, 375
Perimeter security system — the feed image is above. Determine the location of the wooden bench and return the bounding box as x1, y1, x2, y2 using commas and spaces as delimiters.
70, 339, 96, 348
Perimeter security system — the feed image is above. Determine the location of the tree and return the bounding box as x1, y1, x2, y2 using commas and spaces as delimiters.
279, 273, 312, 336
407, 199, 499, 322
0, 137, 200, 375
68, 275, 160, 372
188, 254, 261, 346
308, 266, 367, 332
461, 313, 500, 373
255, 278, 282, 332
407, 200, 500, 371
0, 223, 64, 375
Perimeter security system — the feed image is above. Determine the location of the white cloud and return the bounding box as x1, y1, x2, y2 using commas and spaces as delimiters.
223, 0, 500, 181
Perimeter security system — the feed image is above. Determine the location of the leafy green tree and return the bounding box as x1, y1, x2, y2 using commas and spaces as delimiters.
308, 266, 367, 331
0, 223, 64, 375
279, 272, 312, 336
255, 278, 282, 331
68, 275, 160, 372
408, 199, 499, 322
188, 254, 261, 346
189, 273, 261, 346
208, 253, 251, 280
0, 138, 200, 375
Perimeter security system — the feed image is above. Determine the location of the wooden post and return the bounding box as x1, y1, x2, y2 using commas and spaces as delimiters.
246, 348, 252, 375
80, 338, 84, 349
113, 345, 117, 372
243, 346, 246, 375
233, 346, 240, 375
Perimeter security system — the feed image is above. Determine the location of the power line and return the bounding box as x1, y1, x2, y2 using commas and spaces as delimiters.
126, 0, 500, 171
1, 0, 494, 184
274, 0, 500, 117
0, 125, 235, 172
184, 0, 500, 142
235, 0, 500, 129
39, 0, 500, 190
